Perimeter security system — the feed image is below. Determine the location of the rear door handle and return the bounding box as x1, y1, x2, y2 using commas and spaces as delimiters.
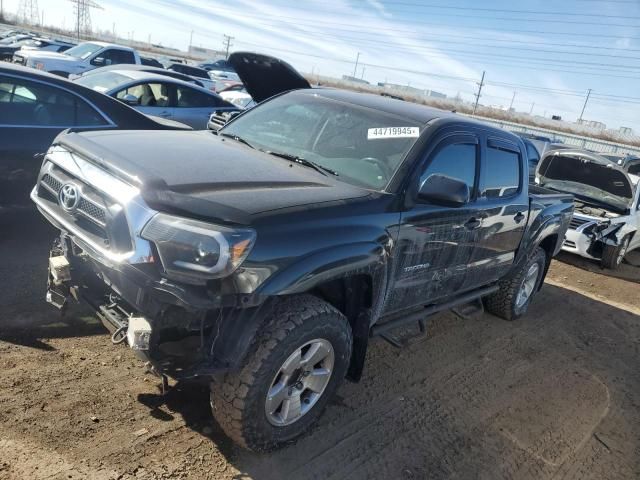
514, 212, 525, 223
158, 111, 171, 117
464, 218, 482, 230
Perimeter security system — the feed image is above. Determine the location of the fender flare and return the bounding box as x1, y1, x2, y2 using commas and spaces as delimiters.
256, 241, 389, 301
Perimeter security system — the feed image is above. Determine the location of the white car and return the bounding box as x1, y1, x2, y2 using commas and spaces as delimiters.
13, 41, 141, 78
219, 90, 256, 110
537, 149, 640, 269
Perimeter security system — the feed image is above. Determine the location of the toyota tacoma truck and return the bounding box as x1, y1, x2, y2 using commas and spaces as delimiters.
13, 41, 140, 78
32, 82, 573, 451
537, 148, 640, 269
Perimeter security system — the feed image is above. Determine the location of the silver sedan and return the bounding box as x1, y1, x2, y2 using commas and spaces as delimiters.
74, 69, 239, 129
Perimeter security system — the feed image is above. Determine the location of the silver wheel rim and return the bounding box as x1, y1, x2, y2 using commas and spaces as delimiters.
265, 338, 334, 427
515, 263, 540, 309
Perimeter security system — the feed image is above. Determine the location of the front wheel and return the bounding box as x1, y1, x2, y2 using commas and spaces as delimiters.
484, 247, 547, 321
210, 295, 352, 451
601, 235, 630, 270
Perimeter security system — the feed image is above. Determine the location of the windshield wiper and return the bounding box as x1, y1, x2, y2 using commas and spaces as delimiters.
264, 150, 339, 177
219, 132, 255, 149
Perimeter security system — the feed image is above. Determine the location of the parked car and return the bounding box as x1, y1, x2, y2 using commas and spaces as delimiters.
0, 63, 189, 207
0, 36, 36, 61
217, 81, 244, 93
140, 56, 164, 68
70, 63, 205, 87
74, 69, 238, 129
198, 58, 235, 73
33, 63, 573, 451
537, 148, 640, 269
517, 134, 571, 182
166, 63, 216, 91
13, 41, 141, 77
18, 38, 76, 54
207, 51, 310, 131
601, 153, 640, 176
2, 37, 74, 61
219, 90, 255, 110
210, 70, 241, 92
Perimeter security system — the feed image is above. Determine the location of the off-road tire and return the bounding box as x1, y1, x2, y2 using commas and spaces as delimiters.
601, 235, 630, 270
484, 247, 547, 321
210, 295, 352, 452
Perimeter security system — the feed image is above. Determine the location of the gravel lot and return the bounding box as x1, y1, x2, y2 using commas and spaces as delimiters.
1, 211, 639, 480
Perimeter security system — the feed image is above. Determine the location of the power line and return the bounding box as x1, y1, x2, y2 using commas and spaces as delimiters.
174, 3, 640, 41
69, 0, 103, 41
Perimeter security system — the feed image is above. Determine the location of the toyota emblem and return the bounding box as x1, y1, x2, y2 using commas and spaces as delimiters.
59, 183, 80, 212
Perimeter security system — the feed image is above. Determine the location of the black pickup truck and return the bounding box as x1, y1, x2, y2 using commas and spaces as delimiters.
32, 83, 573, 451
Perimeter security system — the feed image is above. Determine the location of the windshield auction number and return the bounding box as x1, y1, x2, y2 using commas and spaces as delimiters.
367, 127, 420, 140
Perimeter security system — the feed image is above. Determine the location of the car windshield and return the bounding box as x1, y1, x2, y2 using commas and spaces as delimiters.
220, 92, 422, 190
64, 42, 101, 59
75, 71, 130, 92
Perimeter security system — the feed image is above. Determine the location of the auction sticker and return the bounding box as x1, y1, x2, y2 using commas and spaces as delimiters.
367, 127, 420, 139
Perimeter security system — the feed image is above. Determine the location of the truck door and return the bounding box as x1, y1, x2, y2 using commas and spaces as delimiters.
470, 137, 529, 285
383, 135, 482, 315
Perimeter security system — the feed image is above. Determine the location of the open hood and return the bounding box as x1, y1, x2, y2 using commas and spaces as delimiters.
537, 149, 636, 211
228, 52, 311, 103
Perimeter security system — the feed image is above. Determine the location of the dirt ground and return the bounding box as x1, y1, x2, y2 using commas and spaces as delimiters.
1, 211, 639, 480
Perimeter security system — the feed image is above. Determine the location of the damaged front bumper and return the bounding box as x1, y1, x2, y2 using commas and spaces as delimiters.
45, 234, 256, 380
562, 218, 624, 260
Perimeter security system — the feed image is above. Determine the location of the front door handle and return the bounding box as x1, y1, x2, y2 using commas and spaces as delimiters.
464, 217, 482, 230
157, 111, 171, 117
514, 212, 525, 223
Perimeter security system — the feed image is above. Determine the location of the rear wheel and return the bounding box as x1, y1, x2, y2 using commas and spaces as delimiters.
484, 247, 547, 321
601, 235, 630, 270
210, 295, 352, 451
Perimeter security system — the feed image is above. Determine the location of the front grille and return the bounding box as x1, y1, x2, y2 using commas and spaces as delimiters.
12, 55, 26, 65
568, 217, 591, 230
41, 172, 108, 226
37, 162, 132, 253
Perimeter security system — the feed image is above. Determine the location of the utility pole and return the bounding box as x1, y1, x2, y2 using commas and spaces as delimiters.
529, 102, 535, 115
189, 30, 194, 52
361, 66, 366, 80
509, 91, 516, 111
578, 88, 592, 123
223, 34, 234, 59
352, 52, 361, 78
473, 70, 485, 114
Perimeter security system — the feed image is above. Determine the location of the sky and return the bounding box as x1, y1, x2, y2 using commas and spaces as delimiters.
4, 0, 640, 131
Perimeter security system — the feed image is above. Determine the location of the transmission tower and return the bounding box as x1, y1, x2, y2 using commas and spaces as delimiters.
69, 0, 104, 40
17, 0, 39, 25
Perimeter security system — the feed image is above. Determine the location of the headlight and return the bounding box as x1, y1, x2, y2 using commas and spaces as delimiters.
141, 213, 256, 283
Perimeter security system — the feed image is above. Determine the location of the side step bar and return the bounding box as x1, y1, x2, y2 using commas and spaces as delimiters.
371, 284, 499, 339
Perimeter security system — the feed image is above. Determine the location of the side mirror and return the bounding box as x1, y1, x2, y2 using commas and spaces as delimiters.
92, 56, 105, 66
121, 93, 139, 105
418, 174, 470, 207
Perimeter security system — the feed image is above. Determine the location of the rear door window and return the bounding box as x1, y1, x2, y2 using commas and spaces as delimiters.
482, 144, 521, 198
115, 82, 172, 107
0, 76, 108, 127
175, 86, 219, 107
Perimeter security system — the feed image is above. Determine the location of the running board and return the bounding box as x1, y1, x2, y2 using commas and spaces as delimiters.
371, 285, 499, 343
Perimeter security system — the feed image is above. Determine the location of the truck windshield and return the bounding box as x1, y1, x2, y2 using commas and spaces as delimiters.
220, 92, 422, 190
65, 43, 102, 59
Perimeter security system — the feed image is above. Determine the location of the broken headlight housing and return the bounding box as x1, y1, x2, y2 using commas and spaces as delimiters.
141, 213, 256, 284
